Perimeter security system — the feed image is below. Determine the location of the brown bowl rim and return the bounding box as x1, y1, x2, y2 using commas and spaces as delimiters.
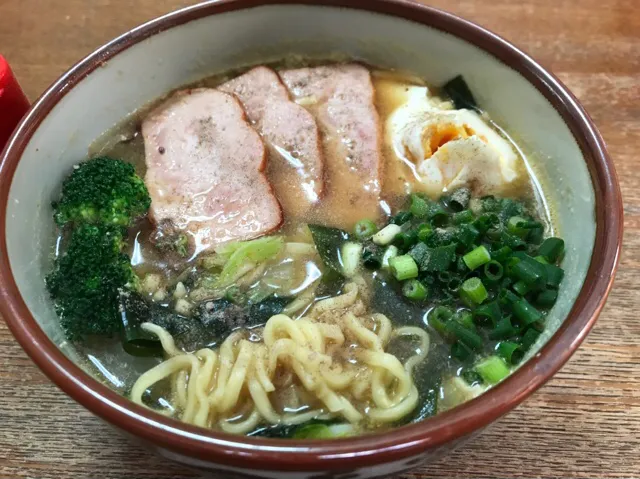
0, 0, 623, 472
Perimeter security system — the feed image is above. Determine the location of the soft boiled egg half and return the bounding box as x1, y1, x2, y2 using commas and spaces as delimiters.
388, 85, 520, 198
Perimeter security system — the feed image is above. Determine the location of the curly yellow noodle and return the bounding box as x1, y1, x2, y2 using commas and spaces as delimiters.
130, 281, 431, 433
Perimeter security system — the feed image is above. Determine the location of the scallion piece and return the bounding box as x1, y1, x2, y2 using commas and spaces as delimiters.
340, 242, 363, 278
394, 231, 418, 250
512, 280, 531, 296
544, 263, 565, 289
489, 316, 516, 340
445, 320, 484, 351
473, 213, 499, 234
500, 231, 526, 250
381, 245, 399, 270
362, 244, 383, 270
454, 310, 475, 330
409, 194, 430, 218
475, 355, 510, 385
460, 277, 488, 307
534, 255, 549, 264
492, 246, 513, 264
520, 328, 541, 351
511, 255, 548, 289
497, 341, 524, 365
389, 255, 419, 281
451, 341, 474, 362
538, 237, 565, 263
456, 224, 480, 249
429, 306, 453, 336
442, 187, 471, 212
535, 289, 558, 308
372, 224, 402, 245
512, 296, 543, 326
448, 276, 463, 292
452, 209, 474, 225
473, 301, 501, 328
390, 211, 412, 225
402, 279, 428, 301
483, 260, 504, 284
507, 216, 529, 238
417, 223, 433, 242
463, 245, 491, 271
354, 219, 378, 239
427, 202, 448, 226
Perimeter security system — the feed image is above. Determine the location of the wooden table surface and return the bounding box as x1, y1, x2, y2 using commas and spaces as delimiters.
1, 1, 638, 478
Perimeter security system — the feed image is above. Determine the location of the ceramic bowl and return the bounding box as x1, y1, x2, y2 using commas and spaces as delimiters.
0, 1, 622, 478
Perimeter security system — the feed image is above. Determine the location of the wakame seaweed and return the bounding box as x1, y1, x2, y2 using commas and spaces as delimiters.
442, 75, 478, 111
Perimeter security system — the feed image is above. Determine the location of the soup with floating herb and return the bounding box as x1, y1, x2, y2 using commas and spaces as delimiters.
46, 61, 565, 438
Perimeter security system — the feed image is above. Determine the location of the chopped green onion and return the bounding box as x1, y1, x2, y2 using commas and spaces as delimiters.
394, 231, 418, 250
512, 296, 543, 326
460, 277, 488, 307
353, 219, 378, 239
389, 255, 419, 281
489, 316, 517, 340
535, 289, 558, 308
451, 341, 474, 362
448, 276, 463, 292
340, 242, 363, 278
483, 260, 504, 284
473, 213, 499, 234
497, 341, 524, 365
372, 224, 401, 245
473, 301, 501, 328
452, 209, 474, 225
500, 231, 526, 250
461, 369, 484, 386
520, 328, 541, 351
362, 244, 383, 270
528, 225, 544, 245
390, 211, 412, 225
456, 224, 480, 249
402, 279, 428, 301
442, 187, 471, 212
429, 306, 453, 336
475, 355, 510, 385
492, 246, 513, 263
454, 310, 475, 330
511, 255, 547, 289
538, 237, 565, 263
408, 242, 429, 264
544, 263, 565, 289
507, 216, 529, 238
417, 223, 433, 242
534, 255, 549, 264
419, 243, 457, 272
427, 202, 448, 226
445, 320, 484, 351
409, 194, 430, 218
381, 245, 399, 270
512, 280, 531, 296
463, 245, 491, 271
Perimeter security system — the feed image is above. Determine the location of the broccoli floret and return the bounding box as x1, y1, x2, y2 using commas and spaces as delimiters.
53, 156, 151, 227
46, 223, 136, 339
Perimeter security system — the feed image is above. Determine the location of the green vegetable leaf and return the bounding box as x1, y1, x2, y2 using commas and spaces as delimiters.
308, 224, 351, 274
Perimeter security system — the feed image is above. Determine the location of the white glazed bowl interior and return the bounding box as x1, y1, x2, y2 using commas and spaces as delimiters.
6, 4, 594, 380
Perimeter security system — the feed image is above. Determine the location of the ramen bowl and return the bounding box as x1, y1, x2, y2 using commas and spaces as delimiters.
0, 1, 622, 477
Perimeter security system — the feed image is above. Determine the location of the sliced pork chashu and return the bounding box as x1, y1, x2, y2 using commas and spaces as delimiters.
142, 88, 282, 253
280, 63, 384, 229
219, 66, 324, 218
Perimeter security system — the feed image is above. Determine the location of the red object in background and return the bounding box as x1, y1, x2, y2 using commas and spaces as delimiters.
0, 55, 30, 151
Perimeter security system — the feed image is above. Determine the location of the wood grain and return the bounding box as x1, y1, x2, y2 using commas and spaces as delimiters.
0, 1, 638, 478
